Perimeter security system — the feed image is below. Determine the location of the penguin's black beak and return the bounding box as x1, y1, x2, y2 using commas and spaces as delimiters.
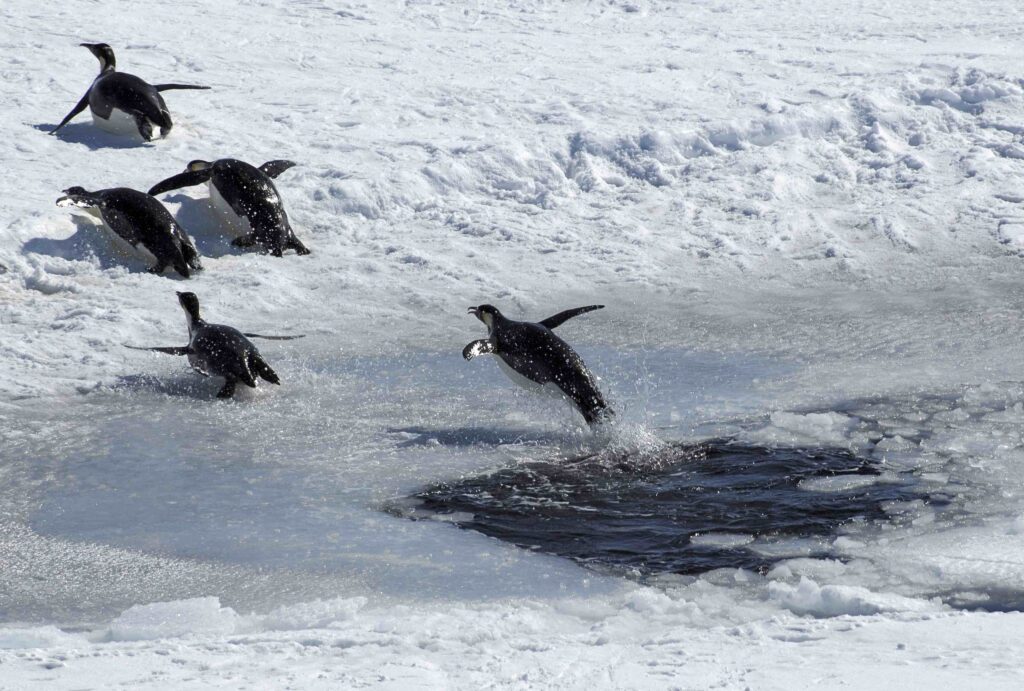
468, 307, 480, 320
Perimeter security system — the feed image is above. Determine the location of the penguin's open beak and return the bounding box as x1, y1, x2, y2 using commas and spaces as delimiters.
467, 307, 480, 320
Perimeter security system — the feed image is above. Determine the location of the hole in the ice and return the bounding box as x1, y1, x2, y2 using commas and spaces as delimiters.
398, 441, 928, 577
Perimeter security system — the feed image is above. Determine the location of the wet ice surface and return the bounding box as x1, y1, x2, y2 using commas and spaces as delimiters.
0, 345, 791, 624
404, 441, 927, 577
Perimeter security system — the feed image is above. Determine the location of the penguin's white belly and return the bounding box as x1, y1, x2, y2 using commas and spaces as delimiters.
83, 211, 159, 266
208, 182, 253, 236
91, 107, 152, 139
496, 358, 566, 401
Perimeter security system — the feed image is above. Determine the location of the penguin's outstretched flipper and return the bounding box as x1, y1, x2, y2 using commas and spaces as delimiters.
124, 344, 193, 355
463, 339, 496, 360
539, 305, 604, 330
154, 84, 211, 92
50, 92, 91, 135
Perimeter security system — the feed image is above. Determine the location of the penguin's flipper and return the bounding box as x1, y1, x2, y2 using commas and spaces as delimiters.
249, 352, 280, 385
50, 92, 90, 135
148, 170, 211, 196
153, 84, 211, 92
243, 333, 305, 341
539, 305, 605, 330
463, 339, 496, 360
258, 160, 297, 179
124, 344, 193, 355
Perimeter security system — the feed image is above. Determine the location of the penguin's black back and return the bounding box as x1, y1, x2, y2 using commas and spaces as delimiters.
494, 320, 609, 423
90, 72, 171, 130
212, 160, 288, 233
192, 324, 261, 386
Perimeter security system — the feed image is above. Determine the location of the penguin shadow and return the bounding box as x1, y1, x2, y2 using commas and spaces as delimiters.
161, 193, 245, 258
32, 123, 144, 150
110, 373, 226, 401
388, 426, 561, 448
22, 215, 166, 275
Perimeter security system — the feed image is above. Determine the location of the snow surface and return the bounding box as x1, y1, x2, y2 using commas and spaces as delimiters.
3, 0, 1024, 688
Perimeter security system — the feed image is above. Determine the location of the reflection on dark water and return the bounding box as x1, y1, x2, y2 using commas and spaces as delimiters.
404, 441, 927, 576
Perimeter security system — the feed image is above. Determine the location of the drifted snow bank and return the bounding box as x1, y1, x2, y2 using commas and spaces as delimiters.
768, 577, 939, 617
0, 588, 1019, 689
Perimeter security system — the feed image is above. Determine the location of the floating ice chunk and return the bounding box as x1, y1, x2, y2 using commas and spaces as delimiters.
690, 532, 754, 548
106, 597, 239, 641
749, 411, 858, 446
430, 511, 475, 523
874, 435, 918, 453
799, 474, 890, 493
769, 577, 939, 617
832, 536, 866, 552
749, 537, 830, 558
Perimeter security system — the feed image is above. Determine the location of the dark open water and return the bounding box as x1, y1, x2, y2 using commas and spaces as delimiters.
404, 441, 932, 576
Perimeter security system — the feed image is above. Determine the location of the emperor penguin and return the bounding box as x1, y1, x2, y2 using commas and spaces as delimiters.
50, 43, 209, 141
56, 186, 202, 278
463, 304, 612, 425
148, 159, 311, 257
126, 292, 303, 398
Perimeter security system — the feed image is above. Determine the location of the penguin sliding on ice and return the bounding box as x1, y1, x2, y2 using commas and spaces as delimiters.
50, 43, 209, 141
56, 186, 202, 278
148, 159, 311, 257
463, 304, 613, 425
126, 292, 303, 399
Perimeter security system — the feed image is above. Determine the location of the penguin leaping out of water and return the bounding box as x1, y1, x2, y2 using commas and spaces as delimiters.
148, 159, 311, 257
50, 43, 209, 141
126, 292, 303, 399
463, 304, 613, 426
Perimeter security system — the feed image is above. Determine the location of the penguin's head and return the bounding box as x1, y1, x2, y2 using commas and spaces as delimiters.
56, 187, 93, 208
187, 160, 213, 172
80, 43, 116, 72
468, 304, 501, 329
176, 291, 201, 324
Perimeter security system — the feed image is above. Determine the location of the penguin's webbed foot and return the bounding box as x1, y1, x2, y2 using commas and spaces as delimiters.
134, 115, 155, 142
290, 238, 312, 255
216, 379, 237, 399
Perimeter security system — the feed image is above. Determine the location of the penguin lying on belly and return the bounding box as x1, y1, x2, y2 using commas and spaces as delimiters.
464, 304, 613, 426
126, 292, 303, 399
56, 186, 202, 278
50, 43, 209, 142
149, 159, 311, 257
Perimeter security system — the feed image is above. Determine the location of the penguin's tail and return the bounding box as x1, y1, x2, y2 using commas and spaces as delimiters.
583, 404, 615, 427
249, 352, 280, 385
180, 238, 203, 272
